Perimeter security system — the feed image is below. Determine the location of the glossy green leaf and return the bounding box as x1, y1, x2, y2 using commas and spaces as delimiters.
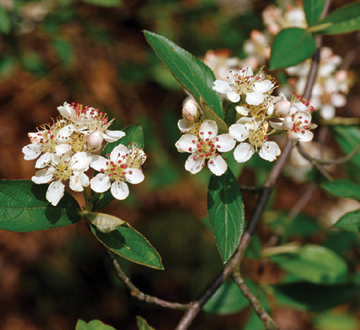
207, 169, 245, 263
144, 31, 225, 121
316, 2, 360, 35
0, 180, 81, 232
82, 0, 121, 7
75, 319, 116, 330
273, 282, 358, 311
203, 280, 249, 314
0, 5, 10, 34
333, 209, 360, 232
92, 125, 144, 211
90, 223, 164, 269
136, 316, 156, 330
322, 179, 360, 201
83, 211, 125, 233
269, 28, 316, 70
303, 0, 326, 26
266, 244, 348, 284
330, 125, 360, 168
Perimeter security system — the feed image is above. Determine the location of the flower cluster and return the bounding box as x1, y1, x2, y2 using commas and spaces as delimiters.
23, 102, 146, 206
175, 66, 318, 176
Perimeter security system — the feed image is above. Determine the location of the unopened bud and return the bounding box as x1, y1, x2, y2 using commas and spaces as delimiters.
28, 132, 38, 144
87, 130, 104, 152
182, 100, 199, 121
274, 100, 291, 118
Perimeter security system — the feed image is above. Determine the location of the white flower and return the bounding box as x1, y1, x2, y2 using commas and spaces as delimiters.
31, 152, 92, 206
175, 120, 235, 176
90, 145, 146, 200
229, 118, 281, 162
56, 102, 125, 144
283, 108, 316, 142
212, 66, 274, 105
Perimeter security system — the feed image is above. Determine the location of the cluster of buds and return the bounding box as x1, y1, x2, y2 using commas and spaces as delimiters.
22, 102, 146, 206
175, 66, 317, 176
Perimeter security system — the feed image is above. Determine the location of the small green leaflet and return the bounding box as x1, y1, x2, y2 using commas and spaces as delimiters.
0, 180, 81, 232
90, 223, 164, 269
333, 210, 360, 233
144, 31, 226, 128
207, 169, 245, 263
316, 2, 360, 35
82, 0, 121, 7
321, 179, 360, 202
0, 5, 10, 34
303, 0, 326, 26
136, 316, 156, 330
75, 319, 116, 330
269, 28, 316, 70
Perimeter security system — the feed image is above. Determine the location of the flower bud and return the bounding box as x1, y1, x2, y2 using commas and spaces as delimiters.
182, 100, 199, 121
274, 100, 291, 118
87, 130, 104, 152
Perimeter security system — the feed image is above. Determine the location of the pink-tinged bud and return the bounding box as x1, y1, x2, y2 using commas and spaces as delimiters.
87, 130, 104, 152
274, 100, 291, 118
28, 132, 38, 144
182, 100, 199, 121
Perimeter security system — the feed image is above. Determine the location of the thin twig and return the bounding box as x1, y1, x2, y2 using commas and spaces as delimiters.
106, 248, 191, 310
297, 142, 360, 165
233, 270, 278, 330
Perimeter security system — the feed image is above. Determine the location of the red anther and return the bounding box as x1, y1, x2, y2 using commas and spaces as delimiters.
200, 141, 205, 145
129, 171, 133, 175
209, 160, 214, 164
197, 144, 201, 148
304, 120, 309, 123
215, 137, 219, 141
193, 156, 198, 160
106, 162, 109, 165
301, 130, 305, 133
205, 138, 209, 142
265, 135, 268, 139
208, 131, 212, 135
192, 140, 196, 144
202, 164, 206, 167
215, 153, 219, 157
211, 148, 215, 152
100, 169, 105, 173
304, 126, 308, 129
200, 132, 204, 135
217, 145, 221, 148
188, 147, 192, 152
292, 91, 296, 95
106, 153, 110, 157
50, 135, 54, 139
198, 149, 202, 152
200, 153, 204, 157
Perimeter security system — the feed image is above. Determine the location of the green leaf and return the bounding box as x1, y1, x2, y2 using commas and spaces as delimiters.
203, 280, 249, 314
303, 0, 326, 26
224, 101, 237, 127
330, 125, 360, 168
314, 312, 359, 330
90, 223, 164, 269
82, 0, 121, 7
136, 316, 156, 330
83, 211, 125, 233
199, 97, 228, 134
92, 125, 144, 211
75, 319, 116, 330
322, 179, 360, 201
316, 2, 360, 35
266, 244, 348, 284
0, 5, 10, 34
52, 37, 74, 69
333, 209, 360, 232
207, 169, 245, 263
269, 28, 316, 70
272, 282, 359, 311
144, 31, 224, 121
0, 180, 81, 232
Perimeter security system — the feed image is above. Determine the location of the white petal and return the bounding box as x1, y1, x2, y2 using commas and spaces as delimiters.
229, 124, 249, 142
227, 91, 240, 103
70, 173, 89, 191
71, 152, 92, 172
55, 143, 72, 156
213, 80, 231, 93
253, 80, 273, 93
46, 180, 65, 206
298, 130, 314, 142
320, 105, 336, 120
125, 168, 144, 184
103, 130, 126, 142
35, 152, 54, 169
332, 93, 346, 107
235, 106, 250, 116
199, 120, 218, 140
185, 153, 205, 174
233, 143, 255, 163
208, 155, 227, 176
259, 142, 281, 161
177, 119, 190, 132
32, 169, 53, 184
57, 124, 75, 142
111, 180, 129, 200
215, 134, 236, 152
57, 102, 73, 119
175, 134, 198, 153
269, 120, 284, 131
110, 144, 128, 161
90, 155, 109, 171
246, 92, 265, 106
90, 173, 111, 193
22, 143, 41, 160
